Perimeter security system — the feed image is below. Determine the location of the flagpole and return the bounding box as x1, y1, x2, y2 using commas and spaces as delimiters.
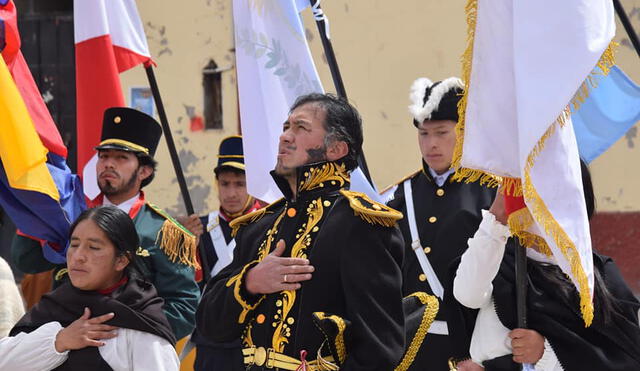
514, 240, 528, 327
613, 0, 640, 59
308, 0, 373, 185
145, 65, 211, 280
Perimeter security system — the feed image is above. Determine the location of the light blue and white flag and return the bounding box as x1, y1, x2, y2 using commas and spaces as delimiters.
573, 65, 640, 163
233, 0, 378, 203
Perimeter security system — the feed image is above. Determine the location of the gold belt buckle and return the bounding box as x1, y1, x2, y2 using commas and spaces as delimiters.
265, 348, 276, 368
254, 346, 267, 367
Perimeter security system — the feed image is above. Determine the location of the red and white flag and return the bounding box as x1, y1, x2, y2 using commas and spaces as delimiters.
74, 0, 152, 199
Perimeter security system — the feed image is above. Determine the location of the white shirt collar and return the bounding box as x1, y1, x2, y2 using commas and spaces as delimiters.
428, 167, 455, 187
103, 193, 140, 214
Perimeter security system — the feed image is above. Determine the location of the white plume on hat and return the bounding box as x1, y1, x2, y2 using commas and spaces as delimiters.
408, 77, 464, 123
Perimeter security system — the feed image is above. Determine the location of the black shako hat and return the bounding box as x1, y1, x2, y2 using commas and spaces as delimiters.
95, 107, 163, 157
408, 77, 464, 127
214, 135, 245, 175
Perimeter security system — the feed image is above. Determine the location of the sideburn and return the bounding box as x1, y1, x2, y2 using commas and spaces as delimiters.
306, 145, 327, 163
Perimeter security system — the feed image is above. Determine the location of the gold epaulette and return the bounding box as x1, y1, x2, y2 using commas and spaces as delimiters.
147, 203, 199, 268
229, 198, 284, 237
340, 190, 403, 227
379, 169, 421, 196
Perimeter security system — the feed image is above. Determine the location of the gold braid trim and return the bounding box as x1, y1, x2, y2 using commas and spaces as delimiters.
228, 211, 285, 325
394, 292, 439, 371
340, 190, 403, 227
229, 198, 283, 237
299, 162, 350, 192
226, 260, 266, 323
523, 122, 594, 326
314, 312, 347, 365
157, 220, 199, 268
272, 198, 325, 353
379, 169, 421, 195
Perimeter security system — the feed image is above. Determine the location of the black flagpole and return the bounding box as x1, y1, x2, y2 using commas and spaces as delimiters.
513, 237, 528, 371
145, 65, 210, 281
308, 0, 373, 186
514, 239, 528, 328
614, 0, 640, 59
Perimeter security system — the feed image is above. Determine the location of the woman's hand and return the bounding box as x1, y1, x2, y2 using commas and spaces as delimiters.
488, 191, 507, 225
54, 307, 118, 352
509, 328, 545, 364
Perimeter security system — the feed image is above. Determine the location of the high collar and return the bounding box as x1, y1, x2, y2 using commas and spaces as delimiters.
270, 161, 350, 201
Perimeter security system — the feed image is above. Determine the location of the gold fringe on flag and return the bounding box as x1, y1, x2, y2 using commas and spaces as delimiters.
507, 207, 552, 257
451, 0, 505, 191
453, 0, 617, 326
520, 42, 618, 326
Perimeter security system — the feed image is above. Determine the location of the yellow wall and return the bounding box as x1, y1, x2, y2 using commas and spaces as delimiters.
122, 0, 640, 215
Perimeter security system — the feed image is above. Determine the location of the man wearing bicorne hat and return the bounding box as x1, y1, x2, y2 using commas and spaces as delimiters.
382, 77, 495, 370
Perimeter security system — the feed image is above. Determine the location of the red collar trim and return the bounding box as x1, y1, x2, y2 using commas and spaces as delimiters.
97, 276, 128, 295
220, 199, 262, 222
88, 192, 146, 219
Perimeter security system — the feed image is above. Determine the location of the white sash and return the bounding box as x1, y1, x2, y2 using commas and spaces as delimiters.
403, 180, 448, 335
207, 211, 237, 276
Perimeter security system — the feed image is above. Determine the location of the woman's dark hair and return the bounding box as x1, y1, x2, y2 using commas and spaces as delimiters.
580, 158, 595, 220
531, 159, 616, 324
289, 93, 363, 171
69, 206, 141, 273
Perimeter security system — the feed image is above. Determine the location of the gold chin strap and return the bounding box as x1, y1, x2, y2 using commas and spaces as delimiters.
224, 196, 255, 219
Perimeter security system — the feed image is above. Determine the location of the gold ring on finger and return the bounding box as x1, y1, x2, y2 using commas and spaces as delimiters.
283, 274, 288, 283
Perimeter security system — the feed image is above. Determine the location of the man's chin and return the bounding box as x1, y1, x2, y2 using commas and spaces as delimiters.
274, 164, 295, 177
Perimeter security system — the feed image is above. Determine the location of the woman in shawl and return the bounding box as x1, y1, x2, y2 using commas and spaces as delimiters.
1, 206, 179, 370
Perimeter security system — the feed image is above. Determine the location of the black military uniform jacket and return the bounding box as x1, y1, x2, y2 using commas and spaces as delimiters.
387, 161, 495, 369
197, 161, 406, 371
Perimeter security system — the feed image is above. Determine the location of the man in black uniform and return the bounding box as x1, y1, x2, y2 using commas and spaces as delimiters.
384, 77, 495, 370
184, 135, 263, 371
197, 93, 406, 370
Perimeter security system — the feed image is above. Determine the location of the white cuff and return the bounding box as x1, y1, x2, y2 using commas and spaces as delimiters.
480, 209, 510, 242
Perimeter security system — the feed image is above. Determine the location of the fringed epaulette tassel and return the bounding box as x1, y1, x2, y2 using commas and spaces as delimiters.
340, 190, 403, 227
157, 220, 200, 269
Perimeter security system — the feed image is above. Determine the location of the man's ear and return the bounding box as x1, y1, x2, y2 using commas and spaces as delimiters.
138, 165, 153, 182
326, 140, 349, 162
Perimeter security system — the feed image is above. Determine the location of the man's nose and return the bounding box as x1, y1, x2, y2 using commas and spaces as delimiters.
280, 128, 294, 144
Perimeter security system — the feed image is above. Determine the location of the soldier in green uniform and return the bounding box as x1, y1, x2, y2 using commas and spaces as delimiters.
196, 93, 406, 370
11, 107, 200, 339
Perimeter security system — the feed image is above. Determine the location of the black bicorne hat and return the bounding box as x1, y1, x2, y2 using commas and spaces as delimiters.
408, 77, 464, 127
95, 107, 163, 157
214, 135, 245, 175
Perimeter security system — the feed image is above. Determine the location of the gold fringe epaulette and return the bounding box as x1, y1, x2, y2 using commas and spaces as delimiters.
147, 203, 199, 268
229, 198, 284, 237
379, 169, 421, 196
340, 190, 403, 227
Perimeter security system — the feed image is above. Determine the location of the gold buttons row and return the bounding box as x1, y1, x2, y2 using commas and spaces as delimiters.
428, 216, 437, 223
436, 188, 445, 196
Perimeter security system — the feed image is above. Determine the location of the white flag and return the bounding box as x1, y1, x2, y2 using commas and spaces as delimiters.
454, 0, 616, 326
233, 0, 378, 203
